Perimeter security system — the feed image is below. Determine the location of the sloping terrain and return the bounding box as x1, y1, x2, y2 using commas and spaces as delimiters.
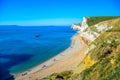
41, 17, 120, 80
71, 17, 120, 80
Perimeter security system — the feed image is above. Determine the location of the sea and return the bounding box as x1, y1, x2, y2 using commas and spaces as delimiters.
0, 25, 76, 80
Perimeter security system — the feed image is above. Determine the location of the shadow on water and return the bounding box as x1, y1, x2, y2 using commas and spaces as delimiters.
0, 54, 33, 80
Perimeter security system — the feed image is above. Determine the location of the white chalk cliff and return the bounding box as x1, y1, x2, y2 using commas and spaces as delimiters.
72, 17, 88, 31
71, 17, 113, 41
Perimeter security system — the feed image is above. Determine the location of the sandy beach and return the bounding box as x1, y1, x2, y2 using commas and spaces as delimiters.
14, 34, 91, 80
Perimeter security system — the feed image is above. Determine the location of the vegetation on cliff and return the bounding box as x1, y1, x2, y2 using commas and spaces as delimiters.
86, 16, 119, 26
41, 17, 120, 80
71, 18, 120, 80
41, 71, 73, 80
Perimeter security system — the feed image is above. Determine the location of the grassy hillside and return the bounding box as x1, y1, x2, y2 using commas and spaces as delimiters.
41, 17, 120, 80
71, 18, 120, 80
86, 16, 119, 26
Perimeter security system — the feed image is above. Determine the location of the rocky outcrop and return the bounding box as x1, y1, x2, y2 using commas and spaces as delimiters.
71, 17, 88, 31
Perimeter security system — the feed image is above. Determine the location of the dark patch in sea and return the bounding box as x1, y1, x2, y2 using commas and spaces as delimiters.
0, 54, 33, 80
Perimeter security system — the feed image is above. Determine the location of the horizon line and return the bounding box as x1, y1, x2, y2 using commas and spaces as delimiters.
0, 18, 82, 26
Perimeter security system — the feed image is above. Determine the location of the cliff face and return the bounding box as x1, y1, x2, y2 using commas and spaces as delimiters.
72, 17, 113, 41
42, 17, 120, 80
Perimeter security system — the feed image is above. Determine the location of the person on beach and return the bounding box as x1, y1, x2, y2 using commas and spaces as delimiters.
53, 59, 56, 61
42, 65, 47, 68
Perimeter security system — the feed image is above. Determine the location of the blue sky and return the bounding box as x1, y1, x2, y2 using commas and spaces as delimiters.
0, 0, 120, 26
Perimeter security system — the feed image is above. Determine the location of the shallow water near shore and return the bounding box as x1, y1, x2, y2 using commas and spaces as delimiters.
0, 25, 76, 79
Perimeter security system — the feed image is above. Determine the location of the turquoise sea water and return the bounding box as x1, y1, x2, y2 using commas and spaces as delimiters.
0, 25, 76, 80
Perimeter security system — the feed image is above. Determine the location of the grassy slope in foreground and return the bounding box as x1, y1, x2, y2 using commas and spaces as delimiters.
71, 17, 120, 80
42, 17, 120, 80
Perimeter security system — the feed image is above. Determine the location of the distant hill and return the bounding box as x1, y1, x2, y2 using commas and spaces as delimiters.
0, 25, 19, 27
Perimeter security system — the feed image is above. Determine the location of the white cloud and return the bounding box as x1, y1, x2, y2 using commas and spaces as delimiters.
0, 18, 81, 26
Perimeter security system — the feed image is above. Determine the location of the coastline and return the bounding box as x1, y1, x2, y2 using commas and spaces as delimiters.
14, 34, 92, 80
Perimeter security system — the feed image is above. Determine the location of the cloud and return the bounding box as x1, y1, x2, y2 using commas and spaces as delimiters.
0, 18, 82, 26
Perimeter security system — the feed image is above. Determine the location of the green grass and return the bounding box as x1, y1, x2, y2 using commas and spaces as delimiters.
86, 16, 120, 26
43, 71, 73, 80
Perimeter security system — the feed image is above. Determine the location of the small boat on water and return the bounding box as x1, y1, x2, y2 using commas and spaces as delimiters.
35, 35, 40, 38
